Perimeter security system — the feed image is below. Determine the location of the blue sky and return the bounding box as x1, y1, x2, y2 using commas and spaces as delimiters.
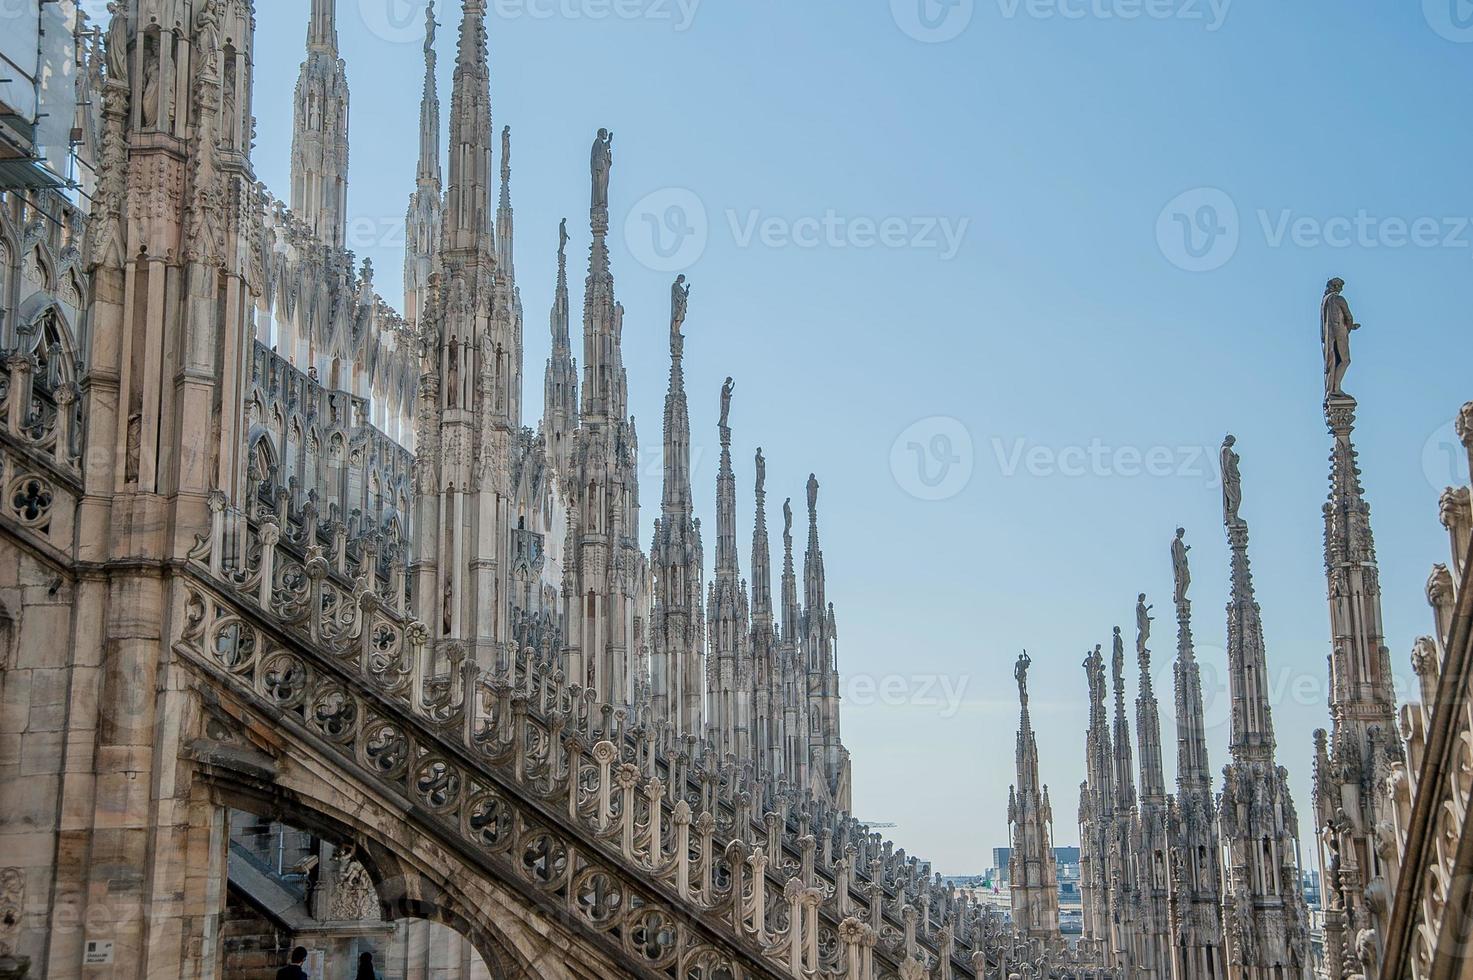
212, 0, 1471, 873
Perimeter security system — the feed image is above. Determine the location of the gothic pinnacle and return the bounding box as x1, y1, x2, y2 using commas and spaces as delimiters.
308, 0, 339, 52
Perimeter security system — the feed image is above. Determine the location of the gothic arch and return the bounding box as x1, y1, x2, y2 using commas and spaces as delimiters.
207, 777, 535, 979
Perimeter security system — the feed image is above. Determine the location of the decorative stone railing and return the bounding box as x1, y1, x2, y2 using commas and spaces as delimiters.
179, 502, 1116, 980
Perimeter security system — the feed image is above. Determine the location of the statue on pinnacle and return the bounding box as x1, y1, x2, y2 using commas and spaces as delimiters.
591, 128, 614, 210
1221, 435, 1243, 526
671, 274, 690, 337
1322, 277, 1359, 398
1171, 527, 1191, 603
1136, 593, 1154, 653
720, 377, 735, 435
1015, 650, 1032, 705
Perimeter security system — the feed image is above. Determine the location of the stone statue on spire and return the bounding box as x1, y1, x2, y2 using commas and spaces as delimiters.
105, 1, 130, 86
1136, 593, 1153, 653
720, 376, 735, 433
591, 128, 614, 210
783, 497, 793, 545
1321, 277, 1359, 398
1015, 650, 1032, 704
1221, 435, 1243, 526
1171, 527, 1191, 603
558, 217, 569, 264
807, 473, 820, 516
501, 125, 511, 183
671, 274, 690, 336
755, 447, 766, 494
424, 1, 437, 55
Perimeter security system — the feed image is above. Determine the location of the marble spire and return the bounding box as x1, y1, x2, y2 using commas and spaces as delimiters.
650, 277, 704, 737
1134, 598, 1166, 804
290, 0, 350, 248
708, 377, 752, 762
542, 220, 578, 475
1079, 642, 1116, 951
1110, 627, 1137, 816
308, 0, 338, 51
802, 474, 850, 809
1312, 277, 1400, 980
1010, 651, 1062, 940
403, 1, 442, 329
444, 0, 494, 252
560, 123, 648, 708
1166, 528, 1228, 978
1132, 593, 1172, 978
1217, 435, 1313, 977
750, 448, 782, 780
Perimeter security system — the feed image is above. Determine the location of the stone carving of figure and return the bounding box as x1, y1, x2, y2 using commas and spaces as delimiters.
720, 376, 735, 432
1135, 593, 1153, 651
558, 217, 569, 260
671, 274, 690, 334
105, 2, 130, 86
447, 338, 459, 409
195, 0, 221, 77
1221, 435, 1242, 525
141, 48, 160, 128
1015, 651, 1032, 704
755, 448, 766, 494
1171, 527, 1191, 603
807, 472, 819, 517
425, 1, 437, 56
125, 411, 142, 483
1322, 277, 1359, 398
442, 581, 453, 635
501, 125, 511, 182
1112, 627, 1125, 680
783, 497, 793, 545
590, 128, 613, 210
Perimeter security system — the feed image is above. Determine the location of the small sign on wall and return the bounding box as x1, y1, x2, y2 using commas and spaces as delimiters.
83, 939, 115, 965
